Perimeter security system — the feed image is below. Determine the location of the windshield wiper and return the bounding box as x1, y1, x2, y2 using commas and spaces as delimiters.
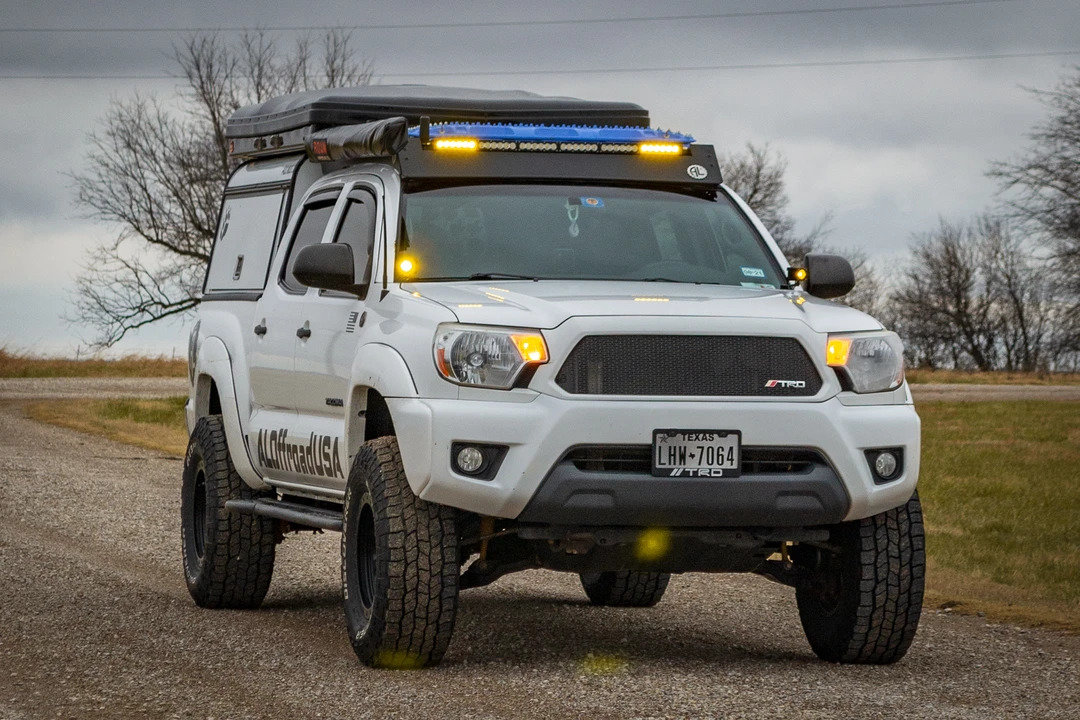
637, 277, 701, 284
467, 272, 543, 281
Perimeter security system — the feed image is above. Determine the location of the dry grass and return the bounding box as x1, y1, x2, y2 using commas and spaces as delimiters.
23, 394, 1080, 631
0, 348, 187, 378
906, 368, 1080, 385
918, 400, 1080, 631
25, 396, 188, 457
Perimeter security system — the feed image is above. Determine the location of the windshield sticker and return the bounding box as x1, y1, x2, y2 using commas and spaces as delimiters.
741, 281, 773, 289
741, 266, 766, 278
579, 196, 604, 208
564, 200, 580, 237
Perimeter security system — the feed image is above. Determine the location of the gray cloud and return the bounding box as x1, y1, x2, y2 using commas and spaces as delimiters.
0, 0, 1078, 352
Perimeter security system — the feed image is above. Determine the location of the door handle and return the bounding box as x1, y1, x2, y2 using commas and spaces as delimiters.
296, 326, 311, 339
253, 323, 267, 336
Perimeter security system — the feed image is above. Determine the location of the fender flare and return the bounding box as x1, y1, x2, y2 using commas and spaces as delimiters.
192, 336, 269, 491
349, 342, 419, 399
342, 343, 421, 474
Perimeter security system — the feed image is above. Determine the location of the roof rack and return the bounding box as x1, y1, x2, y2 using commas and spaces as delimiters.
226, 85, 650, 159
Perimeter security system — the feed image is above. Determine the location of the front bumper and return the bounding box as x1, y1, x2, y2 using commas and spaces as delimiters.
388, 388, 920, 525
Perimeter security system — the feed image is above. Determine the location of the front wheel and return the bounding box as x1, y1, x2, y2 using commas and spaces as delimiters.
180, 415, 276, 608
341, 437, 459, 669
795, 492, 925, 664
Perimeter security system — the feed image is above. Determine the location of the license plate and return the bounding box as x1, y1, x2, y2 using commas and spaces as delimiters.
651, 429, 741, 477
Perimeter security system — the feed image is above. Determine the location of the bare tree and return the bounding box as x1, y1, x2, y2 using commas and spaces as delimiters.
71, 31, 374, 346
893, 219, 1000, 370
891, 215, 1068, 371
719, 142, 831, 261
987, 67, 1080, 365
989, 67, 1080, 297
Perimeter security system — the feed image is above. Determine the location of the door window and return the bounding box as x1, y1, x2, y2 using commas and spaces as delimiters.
281, 196, 338, 293
331, 189, 378, 293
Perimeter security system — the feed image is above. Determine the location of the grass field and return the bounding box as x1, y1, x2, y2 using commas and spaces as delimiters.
917, 399, 1080, 631
21, 395, 1080, 632
25, 397, 189, 456
0, 349, 187, 378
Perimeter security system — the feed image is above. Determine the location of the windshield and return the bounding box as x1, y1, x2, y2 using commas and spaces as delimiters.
399, 184, 784, 287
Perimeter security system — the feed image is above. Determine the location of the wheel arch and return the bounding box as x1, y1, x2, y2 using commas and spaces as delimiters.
191, 335, 269, 490
343, 343, 418, 468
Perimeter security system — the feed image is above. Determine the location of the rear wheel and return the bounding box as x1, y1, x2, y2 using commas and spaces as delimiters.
795, 492, 925, 664
341, 437, 459, 668
181, 415, 276, 608
580, 571, 671, 607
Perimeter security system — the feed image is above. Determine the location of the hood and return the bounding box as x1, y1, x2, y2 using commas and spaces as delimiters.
401, 280, 882, 334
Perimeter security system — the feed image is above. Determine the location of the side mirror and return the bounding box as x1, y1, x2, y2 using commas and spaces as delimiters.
803, 253, 855, 299
293, 243, 365, 295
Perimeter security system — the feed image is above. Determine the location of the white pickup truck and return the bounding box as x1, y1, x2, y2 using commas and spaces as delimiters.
182, 86, 923, 669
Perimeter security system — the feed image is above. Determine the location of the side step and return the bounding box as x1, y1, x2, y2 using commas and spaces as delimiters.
225, 497, 343, 531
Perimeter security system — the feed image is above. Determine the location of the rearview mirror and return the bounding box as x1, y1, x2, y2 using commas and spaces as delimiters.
803, 253, 855, 299
293, 243, 365, 295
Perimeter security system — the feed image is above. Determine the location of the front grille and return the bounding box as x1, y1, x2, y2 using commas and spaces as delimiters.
554, 335, 821, 396
565, 445, 826, 475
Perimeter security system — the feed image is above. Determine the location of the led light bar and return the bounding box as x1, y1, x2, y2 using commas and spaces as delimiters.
432, 137, 478, 151
412, 122, 693, 156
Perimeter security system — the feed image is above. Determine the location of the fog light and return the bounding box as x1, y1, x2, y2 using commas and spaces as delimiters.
456, 446, 485, 474
875, 451, 898, 479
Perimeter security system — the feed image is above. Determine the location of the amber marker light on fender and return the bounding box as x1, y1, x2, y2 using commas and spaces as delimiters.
827, 338, 852, 366
509, 333, 549, 364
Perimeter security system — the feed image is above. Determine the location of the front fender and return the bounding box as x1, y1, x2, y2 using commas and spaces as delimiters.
349, 342, 418, 398
342, 343, 421, 485
193, 336, 269, 491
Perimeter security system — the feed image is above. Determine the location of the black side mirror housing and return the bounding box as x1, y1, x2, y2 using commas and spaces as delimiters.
293, 243, 365, 295
803, 253, 855, 299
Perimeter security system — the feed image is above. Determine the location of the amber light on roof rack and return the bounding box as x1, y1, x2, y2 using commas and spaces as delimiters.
638, 142, 683, 155
433, 137, 478, 151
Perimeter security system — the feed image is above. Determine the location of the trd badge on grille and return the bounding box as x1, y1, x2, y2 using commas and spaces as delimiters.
765, 379, 806, 388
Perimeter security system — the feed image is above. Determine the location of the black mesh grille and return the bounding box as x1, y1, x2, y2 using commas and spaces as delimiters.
555, 335, 822, 396
565, 445, 827, 474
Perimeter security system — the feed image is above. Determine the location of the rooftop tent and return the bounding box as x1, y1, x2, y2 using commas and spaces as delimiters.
226, 85, 651, 140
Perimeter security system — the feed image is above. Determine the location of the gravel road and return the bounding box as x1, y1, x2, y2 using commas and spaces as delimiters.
0, 377, 188, 400
2, 398, 1078, 719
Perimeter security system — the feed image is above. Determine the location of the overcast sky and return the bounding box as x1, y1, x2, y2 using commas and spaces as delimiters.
1, 0, 1078, 355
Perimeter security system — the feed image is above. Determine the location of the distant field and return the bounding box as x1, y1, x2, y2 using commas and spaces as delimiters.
25, 396, 188, 456
23, 394, 1080, 632
918, 400, 1080, 631
0, 349, 187, 378
906, 368, 1080, 385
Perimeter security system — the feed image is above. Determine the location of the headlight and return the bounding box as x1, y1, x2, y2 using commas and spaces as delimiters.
433, 324, 549, 389
826, 331, 905, 393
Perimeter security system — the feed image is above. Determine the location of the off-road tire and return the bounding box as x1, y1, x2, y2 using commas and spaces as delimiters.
580, 571, 671, 607
795, 492, 925, 664
341, 436, 459, 669
181, 415, 276, 608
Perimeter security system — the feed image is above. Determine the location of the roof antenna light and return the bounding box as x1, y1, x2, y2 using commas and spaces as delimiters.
419, 115, 431, 146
